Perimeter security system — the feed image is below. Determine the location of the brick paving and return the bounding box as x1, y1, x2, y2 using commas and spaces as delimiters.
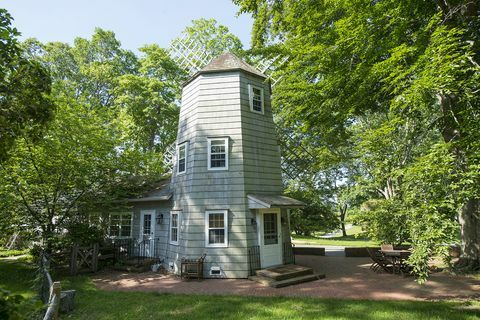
92, 255, 480, 301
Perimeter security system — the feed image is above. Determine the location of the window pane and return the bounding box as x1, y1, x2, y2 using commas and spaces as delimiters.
209, 229, 225, 244
179, 158, 186, 172
263, 213, 278, 245
209, 213, 224, 228
143, 214, 151, 235
172, 214, 178, 227
120, 225, 131, 237
109, 225, 119, 237
171, 228, 178, 242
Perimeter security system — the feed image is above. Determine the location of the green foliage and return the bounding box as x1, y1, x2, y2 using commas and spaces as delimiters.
286, 185, 339, 236
234, 0, 480, 279
0, 289, 26, 320
174, 18, 244, 59
0, 9, 54, 162
0, 29, 184, 250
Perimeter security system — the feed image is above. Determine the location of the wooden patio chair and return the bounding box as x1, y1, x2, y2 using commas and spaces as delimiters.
180, 253, 207, 280
367, 248, 393, 273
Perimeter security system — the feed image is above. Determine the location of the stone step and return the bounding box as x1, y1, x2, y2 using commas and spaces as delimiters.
250, 273, 325, 288
256, 264, 314, 281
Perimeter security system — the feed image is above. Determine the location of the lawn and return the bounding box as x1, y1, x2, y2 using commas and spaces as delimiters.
0, 248, 30, 257
1, 258, 479, 320
291, 226, 380, 247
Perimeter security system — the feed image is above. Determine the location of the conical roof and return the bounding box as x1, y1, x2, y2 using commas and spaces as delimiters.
184, 52, 266, 86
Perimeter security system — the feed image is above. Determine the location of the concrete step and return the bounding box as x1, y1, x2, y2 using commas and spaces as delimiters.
250, 273, 325, 288
256, 264, 313, 281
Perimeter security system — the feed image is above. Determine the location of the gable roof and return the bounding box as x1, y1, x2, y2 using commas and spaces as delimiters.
184, 52, 266, 86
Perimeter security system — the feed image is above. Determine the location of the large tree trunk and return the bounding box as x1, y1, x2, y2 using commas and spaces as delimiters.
339, 204, 348, 237
439, 93, 480, 269
457, 198, 480, 269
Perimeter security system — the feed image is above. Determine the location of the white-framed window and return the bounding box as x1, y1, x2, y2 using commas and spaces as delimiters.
248, 84, 264, 114
177, 142, 188, 174
108, 212, 132, 238
205, 210, 228, 247
170, 211, 180, 245
207, 138, 229, 170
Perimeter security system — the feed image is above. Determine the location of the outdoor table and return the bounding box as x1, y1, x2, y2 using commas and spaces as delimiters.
381, 249, 411, 274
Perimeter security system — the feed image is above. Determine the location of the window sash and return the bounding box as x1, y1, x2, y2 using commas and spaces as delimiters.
177, 143, 187, 173
170, 212, 179, 244
205, 210, 228, 247
208, 138, 228, 170
249, 84, 264, 114
109, 213, 132, 238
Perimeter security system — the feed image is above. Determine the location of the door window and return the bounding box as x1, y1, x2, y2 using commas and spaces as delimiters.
263, 213, 278, 245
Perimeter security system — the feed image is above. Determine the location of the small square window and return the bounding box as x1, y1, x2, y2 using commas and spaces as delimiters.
177, 143, 187, 174
248, 84, 264, 114
208, 138, 229, 170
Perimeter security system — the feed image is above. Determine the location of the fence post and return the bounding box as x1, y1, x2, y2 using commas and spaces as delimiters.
70, 244, 78, 275
92, 243, 99, 272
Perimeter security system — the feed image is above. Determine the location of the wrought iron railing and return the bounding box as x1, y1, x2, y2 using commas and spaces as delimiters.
283, 242, 295, 265
112, 237, 163, 265
248, 245, 261, 276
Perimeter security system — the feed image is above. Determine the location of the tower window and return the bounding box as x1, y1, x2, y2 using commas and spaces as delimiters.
248, 84, 264, 114
177, 142, 187, 174
207, 138, 229, 170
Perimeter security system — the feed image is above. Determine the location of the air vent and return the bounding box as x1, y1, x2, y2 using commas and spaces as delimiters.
210, 266, 221, 276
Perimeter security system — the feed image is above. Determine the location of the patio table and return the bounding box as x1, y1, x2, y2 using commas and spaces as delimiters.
381, 249, 411, 274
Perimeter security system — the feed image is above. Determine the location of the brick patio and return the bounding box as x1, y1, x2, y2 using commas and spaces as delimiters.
92, 255, 480, 301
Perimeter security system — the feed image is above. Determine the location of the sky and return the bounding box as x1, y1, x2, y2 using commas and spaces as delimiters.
3, 0, 253, 53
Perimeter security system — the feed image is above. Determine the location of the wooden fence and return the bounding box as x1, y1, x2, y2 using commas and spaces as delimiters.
40, 256, 61, 320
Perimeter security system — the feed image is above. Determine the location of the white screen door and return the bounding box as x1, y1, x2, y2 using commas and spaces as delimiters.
257, 210, 282, 268
140, 210, 155, 257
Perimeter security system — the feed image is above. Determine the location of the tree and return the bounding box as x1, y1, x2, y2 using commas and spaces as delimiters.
234, 0, 480, 277
0, 30, 185, 249
0, 9, 53, 162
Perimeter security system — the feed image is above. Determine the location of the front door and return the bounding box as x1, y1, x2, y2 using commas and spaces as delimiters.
257, 209, 282, 268
140, 210, 155, 257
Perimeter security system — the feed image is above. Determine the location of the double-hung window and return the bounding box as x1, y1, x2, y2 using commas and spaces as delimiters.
205, 210, 228, 247
177, 142, 187, 174
170, 211, 180, 245
248, 84, 264, 114
108, 213, 132, 238
207, 138, 228, 170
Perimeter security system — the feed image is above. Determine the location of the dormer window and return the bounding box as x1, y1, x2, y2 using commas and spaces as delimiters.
177, 142, 187, 174
208, 138, 229, 170
248, 84, 264, 114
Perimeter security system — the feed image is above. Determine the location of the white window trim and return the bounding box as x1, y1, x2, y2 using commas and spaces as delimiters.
248, 84, 264, 115
170, 211, 180, 245
108, 212, 133, 239
177, 142, 188, 174
205, 210, 228, 248
207, 137, 229, 171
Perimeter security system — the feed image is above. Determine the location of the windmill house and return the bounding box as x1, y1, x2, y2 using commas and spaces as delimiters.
114, 53, 307, 279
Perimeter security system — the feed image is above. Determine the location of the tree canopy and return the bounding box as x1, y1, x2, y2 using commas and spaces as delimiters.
0, 9, 54, 162
234, 0, 480, 279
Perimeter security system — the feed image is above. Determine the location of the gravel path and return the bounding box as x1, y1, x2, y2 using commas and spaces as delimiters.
92, 255, 480, 301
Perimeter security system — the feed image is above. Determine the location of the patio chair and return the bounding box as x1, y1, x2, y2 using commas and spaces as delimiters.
367, 248, 393, 273
180, 253, 207, 280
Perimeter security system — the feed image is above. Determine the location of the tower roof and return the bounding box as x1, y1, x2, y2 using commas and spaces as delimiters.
184, 52, 266, 86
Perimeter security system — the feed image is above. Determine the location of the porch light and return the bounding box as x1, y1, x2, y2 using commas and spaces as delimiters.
251, 218, 257, 226
156, 213, 164, 225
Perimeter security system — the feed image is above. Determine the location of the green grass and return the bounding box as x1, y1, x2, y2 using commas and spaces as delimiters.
0, 248, 30, 257
1, 258, 479, 320
291, 227, 380, 247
